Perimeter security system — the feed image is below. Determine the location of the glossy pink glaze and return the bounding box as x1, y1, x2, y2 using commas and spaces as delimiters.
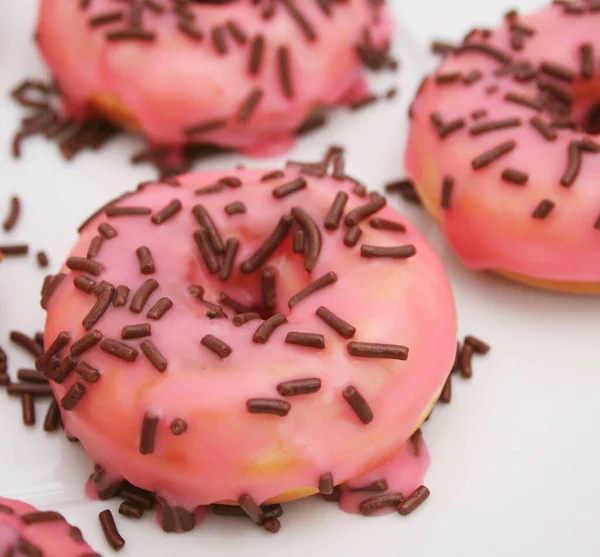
0, 497, 97, 556
36, 0, 391, 155
405, 4, 600, 283
339, 439, 429, 515
44, 166, 456, 511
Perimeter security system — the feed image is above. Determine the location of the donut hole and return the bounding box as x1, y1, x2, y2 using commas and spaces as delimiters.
583, 99, 600, 135
192, 235, 312, 319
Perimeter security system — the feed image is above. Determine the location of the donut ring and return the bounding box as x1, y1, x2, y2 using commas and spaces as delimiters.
405, 2, 600, 294
0, 497, 99, 556
37, 151, 456, 514
36, 0, 392, 155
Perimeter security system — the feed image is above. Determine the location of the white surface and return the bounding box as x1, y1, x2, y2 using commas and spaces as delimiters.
1, 1, 600, 556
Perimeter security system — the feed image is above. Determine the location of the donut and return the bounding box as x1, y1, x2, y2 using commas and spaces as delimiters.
405, 1, 600, 294
36, 0, 393, 156
0, 497, 99, 556
35, 150, 456, 524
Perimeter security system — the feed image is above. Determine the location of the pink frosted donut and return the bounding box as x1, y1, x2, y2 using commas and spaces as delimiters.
36, 151, 455, 519
36, 0, 392, 156
406, 1, 600, 294
0, 497, 98, 556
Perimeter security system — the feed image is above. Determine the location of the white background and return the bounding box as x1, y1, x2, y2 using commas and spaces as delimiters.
1, 1, 600, 555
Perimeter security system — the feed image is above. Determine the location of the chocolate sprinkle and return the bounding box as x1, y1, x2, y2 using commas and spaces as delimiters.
261, 267, 277, 311
66, 257, 103, 276
170, 418, 188, 435
113, 285, 130, 307
75, 362, 100, 383
277, 46, 294, 98
470, 117, 521, 136
151, 199, 182, 225
318, 472, 334, 495
121, 323, 151, 339
35, 331, 70, 372
194, 228, 221, 274
501, 168, 529, 185
253, 313, 287, 343
247, 398, 291, 417
200, 334, 232, 359
277, 378, 321, 396
360, 244, 417, 259
98, 222, 118, 239
359, 494, 404, 516
285, 332, 325, 349
529, 116, 557, 141
119, 501, 144, 520
105, 206, 151, 217
580, 43, 594, 79
293, 230, 306, 254
3, 196, 20, 231
504, 91, 543, 111
460, 343, 473, 378
272, 177, 307, 199
471, 140, 516, 169
139, 412, 159, 455
43, 400, 61, 432
369, 217, 406, 232
0, 244, 28, 256
87, 236, 104, 258
7, 383, 53, 396
22, 394, 35, 426
441, 175, 454, 209
465, 335, 491, 354
10, 331, 43, 358
136, 246, 155, 274
60, 381, 86, 410
233, 312, 262, 327
99, 510, 125, 551
36, 251, 49, 268
73, 276, 96, 294
288, 271, 337, 308
240, 215, 293, 273
249, 35, 265, 75
344, 225, 362, 247
347, 341, 409, 360
140, 339, 167, 371
291, 207, 322, 271
82, 283, 115, 329
225, 201, 246, 216
130, 279, 159, 313
430, 112, 466, 138
147, 297, 173, 320
70, 330, 103, 356
238, 88, 263, 123
100, 338, 138, 362
348, 479, 389, 493
219, 238, 239, 281
237, 494, 264, 524
532, 199, 555, 219
342, 385, 373, 424
397, 486, 430, 516
540, 60, 575, 82
315, 306, 356, 338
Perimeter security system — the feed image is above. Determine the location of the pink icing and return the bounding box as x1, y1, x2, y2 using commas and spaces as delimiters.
405, 3, 600, 284
36, 0, 392, 155
0, 497, 97, 556
339, 439, 430, 515
43, 165, 456, 512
